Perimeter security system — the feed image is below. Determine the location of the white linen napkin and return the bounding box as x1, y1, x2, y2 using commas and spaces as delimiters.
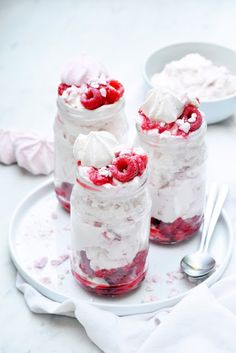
16, 273, 236, 353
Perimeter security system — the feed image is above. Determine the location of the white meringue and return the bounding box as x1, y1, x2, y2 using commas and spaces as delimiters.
73, 131, 119, 168
0, 129, 18, 165
61, 54, 108, 86
140, 88, 184, 123
15, 134, 54, 175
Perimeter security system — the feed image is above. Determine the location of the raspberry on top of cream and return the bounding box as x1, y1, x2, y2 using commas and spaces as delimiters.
139, 88, 203, 136
73, 131, 148, 187
58, 55, 124, 110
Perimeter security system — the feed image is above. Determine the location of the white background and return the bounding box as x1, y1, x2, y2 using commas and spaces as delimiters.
1, 0, 236, 352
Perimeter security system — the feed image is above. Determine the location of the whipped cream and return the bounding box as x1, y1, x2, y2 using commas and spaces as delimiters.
151, 53, 236, 100
73, 131, 119, 168
140, 88, 185, 123
61, 54, 108, 86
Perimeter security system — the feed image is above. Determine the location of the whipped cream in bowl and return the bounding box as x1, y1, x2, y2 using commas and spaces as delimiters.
135, 87, 207, 244
70, 131, 151, 296
143, 42, 236, 123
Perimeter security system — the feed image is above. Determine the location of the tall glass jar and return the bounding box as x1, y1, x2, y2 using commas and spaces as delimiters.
135, 121, 207, 244
70, 174, 151, 296
54, 98, 128, 212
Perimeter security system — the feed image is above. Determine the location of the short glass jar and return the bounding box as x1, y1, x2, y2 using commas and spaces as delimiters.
135, 121, 207, 244
54, 98, 128, 212
70, 173, 151, 296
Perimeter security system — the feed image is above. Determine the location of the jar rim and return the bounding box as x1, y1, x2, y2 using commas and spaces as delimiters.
57, 97, 125, 123
75, 171, 148, 199
135, 119, 207, 147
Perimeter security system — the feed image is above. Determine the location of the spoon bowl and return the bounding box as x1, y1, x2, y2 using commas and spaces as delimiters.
181, 252, 216, 278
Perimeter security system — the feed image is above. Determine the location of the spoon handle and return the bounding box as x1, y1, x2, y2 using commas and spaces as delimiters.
198, 183, 218, 252
202, 184, 229, 252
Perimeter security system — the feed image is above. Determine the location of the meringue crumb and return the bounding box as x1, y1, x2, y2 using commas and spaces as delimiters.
175, 119, 184, 126
100, 87, 107, 97
178, 122, 190, 133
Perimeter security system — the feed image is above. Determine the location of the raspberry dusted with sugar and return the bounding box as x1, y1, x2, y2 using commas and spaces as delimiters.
58, 83, 71, 96
111, 155, 139, 182
80, 87, 104, 110
105, 80, 124, 104
88, 167, 113, 186
133, 154, 148, 176
180, 104, 203, 132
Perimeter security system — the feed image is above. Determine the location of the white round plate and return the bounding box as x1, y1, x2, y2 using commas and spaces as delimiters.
9, 180, 233, 315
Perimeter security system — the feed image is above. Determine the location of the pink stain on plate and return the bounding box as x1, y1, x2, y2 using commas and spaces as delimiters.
50, 254, 70, 266
34, 256, 48, 269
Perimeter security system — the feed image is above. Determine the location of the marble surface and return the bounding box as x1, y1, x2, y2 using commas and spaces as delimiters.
1, 0, 236, 352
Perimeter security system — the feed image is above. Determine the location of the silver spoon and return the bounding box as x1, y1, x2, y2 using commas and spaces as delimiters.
180, 183, 229, 278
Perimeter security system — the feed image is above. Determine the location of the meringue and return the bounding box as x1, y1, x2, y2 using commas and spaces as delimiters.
61, 54, 108, 86
73, 131, 119, 168
0, 129, 18, 165
140, 88, 184, 123
15, 134, 54, 175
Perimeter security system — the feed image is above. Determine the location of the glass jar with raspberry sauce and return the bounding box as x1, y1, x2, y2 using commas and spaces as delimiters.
70, 167, 151, 296
54, 97, 128, 212
135, 104, 207, 245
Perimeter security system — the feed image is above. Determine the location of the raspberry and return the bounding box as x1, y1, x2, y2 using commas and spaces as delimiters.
111, 156, 139, 182
80, 87, 104, 110
58, 83, 70, 96
132, 154, 148, 175
108, 79, 124, 97
105, 80, 124, 104
88, 167, 113, 186
180, 104, 202, 132
150, 216, 202, 244
139, 111, 159, 130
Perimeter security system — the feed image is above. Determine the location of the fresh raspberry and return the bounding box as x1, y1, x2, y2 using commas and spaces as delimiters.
58, 83, 70, 96
108, 79, 124, 97
139, 111, 159, 130
105, 80, 124, 104
80, 87, 104, 110
88, 167, 113, 186
111, 156, 139, 182
132, 154, 148, 176
180, 104, 202, 132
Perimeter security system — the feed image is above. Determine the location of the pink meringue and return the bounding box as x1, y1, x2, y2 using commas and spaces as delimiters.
60, 54, 108, 86
0, 129, 18, 165
15, 134, 54, 175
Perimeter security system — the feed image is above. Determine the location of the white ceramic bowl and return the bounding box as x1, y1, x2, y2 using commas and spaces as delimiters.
143, 42, 236, 124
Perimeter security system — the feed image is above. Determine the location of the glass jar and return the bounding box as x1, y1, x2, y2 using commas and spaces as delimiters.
135, 122, 207, 244
70, 174, 151, 296
54, 98, 128, 212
